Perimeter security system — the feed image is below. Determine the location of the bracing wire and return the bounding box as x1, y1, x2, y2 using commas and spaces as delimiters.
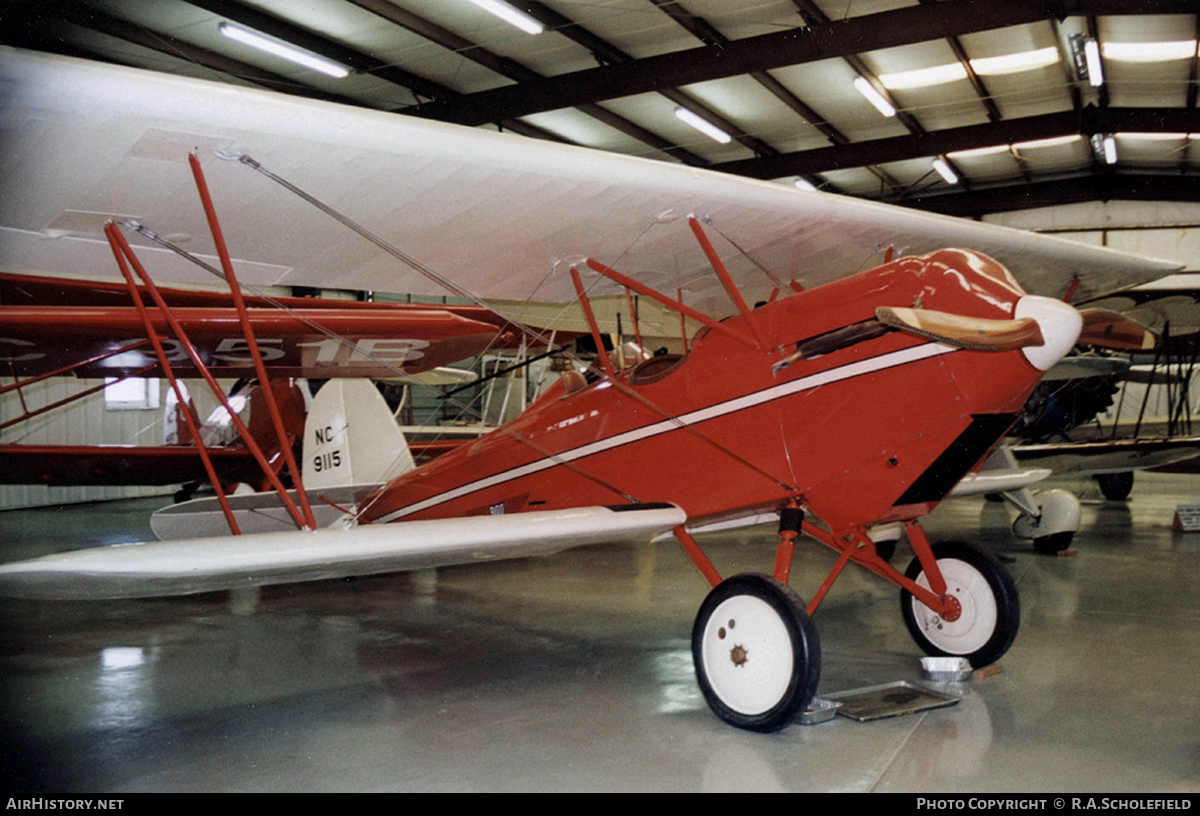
217, 154, 801, 508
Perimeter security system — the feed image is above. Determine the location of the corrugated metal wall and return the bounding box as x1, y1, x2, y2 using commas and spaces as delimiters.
0, 377, 173, 509
987, 201, 1200, 270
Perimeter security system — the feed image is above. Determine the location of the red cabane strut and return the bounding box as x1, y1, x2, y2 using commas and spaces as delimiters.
97, 154, 319, 535
573, 217, 959, 621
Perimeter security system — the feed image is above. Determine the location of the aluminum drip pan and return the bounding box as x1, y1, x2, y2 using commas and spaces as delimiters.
919, 656, 973, 683
797, 697, 842, 725
824, 681, 959, 722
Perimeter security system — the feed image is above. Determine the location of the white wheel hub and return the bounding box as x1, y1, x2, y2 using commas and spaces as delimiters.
699, 594, 794, 716
910, 558, 998, 655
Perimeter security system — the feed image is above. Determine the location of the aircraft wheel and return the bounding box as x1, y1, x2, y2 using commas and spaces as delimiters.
692, 574, 820, 732
900, 542, 1019, 668
1033, 531, 1073, 554
1096, 471, 1134, 501
1012, 489, 1080, 553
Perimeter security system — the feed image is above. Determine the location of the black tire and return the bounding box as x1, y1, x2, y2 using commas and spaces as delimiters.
900, 541, 1020, 668
1096, 471, 1134, 501
1033, 531, 1074, 555
692, 574, 821, 732
874, 539, 897, 562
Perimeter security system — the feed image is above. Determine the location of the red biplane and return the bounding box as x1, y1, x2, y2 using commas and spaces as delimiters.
0, 49, 1180, 731
0, 266, 513, 497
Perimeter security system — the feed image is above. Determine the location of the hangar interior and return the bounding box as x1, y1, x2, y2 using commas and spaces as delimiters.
1, 0, 1199, 793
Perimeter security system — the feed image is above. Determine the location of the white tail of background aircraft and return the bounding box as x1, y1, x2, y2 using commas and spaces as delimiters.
152, 380, 413, 540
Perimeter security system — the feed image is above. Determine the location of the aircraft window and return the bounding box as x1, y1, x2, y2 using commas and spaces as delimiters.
104, 377, 161, 410
628, 354, 685, 386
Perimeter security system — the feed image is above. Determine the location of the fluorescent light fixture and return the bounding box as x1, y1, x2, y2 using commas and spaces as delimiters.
947, 144, 1011, 159
1084, 38, 1104, 87
879, 62, 967, 90
1103, 40, 1198, 62
970, 47, 1060, 76
1013, 135, 1083, 151
1091, 133, 1117, 165
879, 49, 1062, 88
793, 177, 817, 191
931, 158, 959, 185
467, 0, 544, 34
853, 77, 895, 117
219, 22, 350, 78
1103, 135, 1118, 164
674, 108, 731, 144
1116, 132, 1191, 141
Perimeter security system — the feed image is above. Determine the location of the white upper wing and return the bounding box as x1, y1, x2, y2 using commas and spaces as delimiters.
0, 48, 1179, 312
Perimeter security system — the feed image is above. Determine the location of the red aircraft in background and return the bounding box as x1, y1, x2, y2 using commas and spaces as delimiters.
0, 268, 526, 491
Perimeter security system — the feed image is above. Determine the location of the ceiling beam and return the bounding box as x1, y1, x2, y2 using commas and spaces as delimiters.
790, 0, 925, 139
409, 0, 1197, 126
183, 0, 452, 103
9, 3, 365, 107
905, 173, 1200, 217
915, 0, 1002, 123
651, 1, 846, 145
516, 1, 779, 159
344, 0, 708, 165
31, 0, 565, 143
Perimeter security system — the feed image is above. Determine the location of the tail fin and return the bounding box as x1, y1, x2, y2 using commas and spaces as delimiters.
302, 380, 413, 490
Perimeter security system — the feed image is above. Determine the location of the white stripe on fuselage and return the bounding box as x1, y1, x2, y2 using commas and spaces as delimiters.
375, 342, 957, 522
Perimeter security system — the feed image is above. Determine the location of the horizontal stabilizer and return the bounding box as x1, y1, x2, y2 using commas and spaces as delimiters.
876, 307, 1044, 352
150, 484, 382, 540
379, 367, 477, 386
0, 504, 686, 601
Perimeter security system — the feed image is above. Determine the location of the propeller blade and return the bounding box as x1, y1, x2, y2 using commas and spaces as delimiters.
1077, 309, 1157, 351
876, 306, 1045, 352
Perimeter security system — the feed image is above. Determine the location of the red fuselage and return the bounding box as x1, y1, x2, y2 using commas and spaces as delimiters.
363, 249, 1049, 535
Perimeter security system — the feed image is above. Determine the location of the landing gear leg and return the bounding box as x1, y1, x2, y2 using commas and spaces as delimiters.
692, 574, 821, 732
1010, 488, 1080, 554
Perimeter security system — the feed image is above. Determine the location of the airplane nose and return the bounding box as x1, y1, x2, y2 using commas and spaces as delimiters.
1013, 295, 1083, 371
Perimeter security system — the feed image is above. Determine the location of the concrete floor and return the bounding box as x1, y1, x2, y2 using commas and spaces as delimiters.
1, 473, 1198, 793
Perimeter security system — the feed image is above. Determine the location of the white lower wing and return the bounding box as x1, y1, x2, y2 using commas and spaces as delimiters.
947, 467, 1052, 498
1013, 437, 1200, 475
0, 504, 686, 601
